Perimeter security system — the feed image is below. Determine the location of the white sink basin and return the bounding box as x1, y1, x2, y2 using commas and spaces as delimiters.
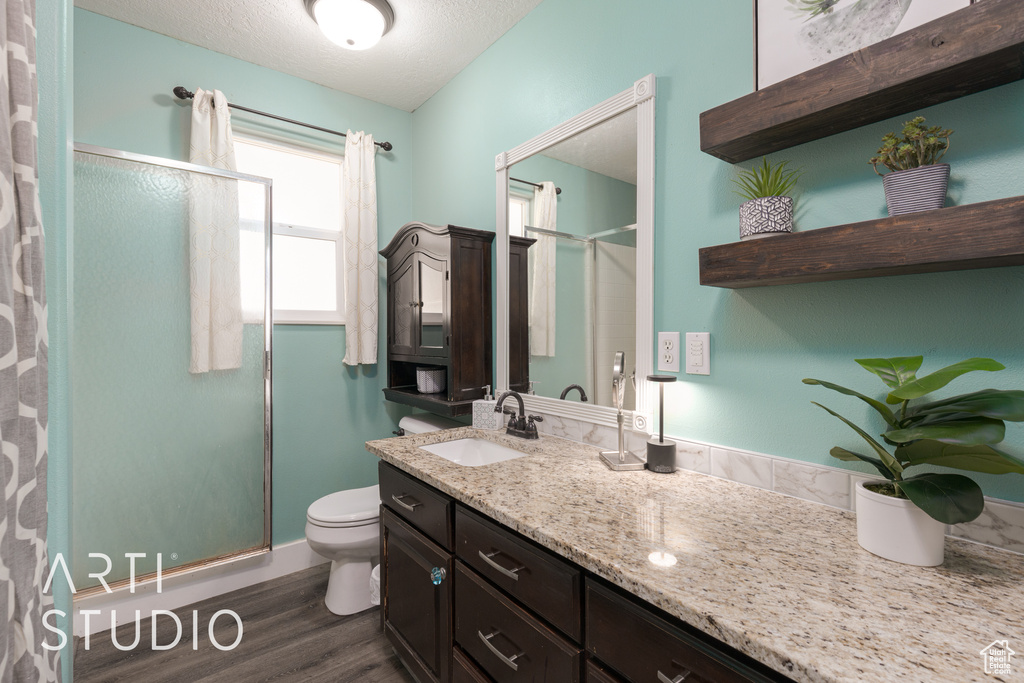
420, 437, 527, 467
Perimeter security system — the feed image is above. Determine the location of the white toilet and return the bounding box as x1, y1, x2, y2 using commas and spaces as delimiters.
305, 413, 461, 615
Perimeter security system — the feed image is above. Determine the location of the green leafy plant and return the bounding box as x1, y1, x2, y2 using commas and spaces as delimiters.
788, 0, 843, 19
804, 357, 1024, 525
869, 116, 953, 175
732, 157, 802, 201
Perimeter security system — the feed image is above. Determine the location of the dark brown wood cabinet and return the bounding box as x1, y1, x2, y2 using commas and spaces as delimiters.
381, 461, 793, 683
508, 235, 535, 394
381, 223, 494, 417
380, 462, 457, 683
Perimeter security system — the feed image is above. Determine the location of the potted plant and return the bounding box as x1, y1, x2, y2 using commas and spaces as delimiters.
804, 356, 1024, 566
870, 116, 953, 216
732, 157, 801, 240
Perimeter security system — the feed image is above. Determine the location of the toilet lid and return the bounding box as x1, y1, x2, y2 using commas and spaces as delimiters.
307, 485, 380, 527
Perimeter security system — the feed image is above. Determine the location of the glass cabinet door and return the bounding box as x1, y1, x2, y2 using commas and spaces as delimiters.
390, 257, 417, 356
417, 255, 447, 355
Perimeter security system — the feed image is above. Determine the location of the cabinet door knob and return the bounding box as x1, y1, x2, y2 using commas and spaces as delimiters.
429, 567, 446, 585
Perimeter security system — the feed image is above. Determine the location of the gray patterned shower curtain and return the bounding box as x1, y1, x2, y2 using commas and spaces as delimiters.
0, 0, 61, 680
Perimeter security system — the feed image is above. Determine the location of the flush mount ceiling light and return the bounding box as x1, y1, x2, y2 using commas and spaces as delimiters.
304, 0, 395, 51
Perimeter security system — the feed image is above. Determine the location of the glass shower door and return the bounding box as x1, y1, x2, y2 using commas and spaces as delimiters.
71, 145, 271, 591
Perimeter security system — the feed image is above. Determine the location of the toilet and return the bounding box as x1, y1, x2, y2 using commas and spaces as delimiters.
305, 413, 461, 615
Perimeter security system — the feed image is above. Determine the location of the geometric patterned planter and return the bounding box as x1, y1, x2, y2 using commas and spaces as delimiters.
882, 163, 950, 217
739, 195, 794, 240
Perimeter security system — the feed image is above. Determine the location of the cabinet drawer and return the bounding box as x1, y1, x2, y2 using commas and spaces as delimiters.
380, 461, 453, 550
585, 580, 788, 683
455, 561, 581, 682
585, 660, 625, 683
454, 647, 493, 683
456, 506, 581, 642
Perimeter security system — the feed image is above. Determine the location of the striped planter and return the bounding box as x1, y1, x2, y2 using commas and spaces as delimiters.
738, 196, 793, 240
882, 163, 950, 217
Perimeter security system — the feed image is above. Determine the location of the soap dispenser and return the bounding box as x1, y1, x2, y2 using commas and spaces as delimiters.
472, 386, 503, 430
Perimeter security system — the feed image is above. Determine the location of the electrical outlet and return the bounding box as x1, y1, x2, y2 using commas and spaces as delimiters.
685, 332, 710, 375
658, 332, 680, 372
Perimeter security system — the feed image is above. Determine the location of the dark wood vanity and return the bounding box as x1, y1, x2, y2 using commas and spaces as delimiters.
378, 461, 790, 683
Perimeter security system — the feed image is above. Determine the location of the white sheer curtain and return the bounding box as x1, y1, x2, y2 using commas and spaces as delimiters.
342, 131, 379, 365
187, 88, 243, 373
530, 182, 557, 357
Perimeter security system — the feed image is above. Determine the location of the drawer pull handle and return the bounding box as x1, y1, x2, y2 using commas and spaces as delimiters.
479, 550, 523, 581
657, 671, 691, 683
391, 494, 422, 512
478, 630, 523, 672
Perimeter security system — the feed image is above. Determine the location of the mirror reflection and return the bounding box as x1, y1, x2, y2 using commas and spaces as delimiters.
508, 109, 638, 410
419, 258, 445, 348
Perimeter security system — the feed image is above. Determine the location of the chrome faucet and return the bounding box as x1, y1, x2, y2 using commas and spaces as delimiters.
559, 384, 588, 402
493, 390, 542, 439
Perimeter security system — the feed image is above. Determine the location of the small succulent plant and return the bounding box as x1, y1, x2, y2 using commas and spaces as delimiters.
870, 116, 953, 176
732, 157, 802, 201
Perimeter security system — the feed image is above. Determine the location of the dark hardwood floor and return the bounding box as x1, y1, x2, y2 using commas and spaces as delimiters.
73, 564, 415, 683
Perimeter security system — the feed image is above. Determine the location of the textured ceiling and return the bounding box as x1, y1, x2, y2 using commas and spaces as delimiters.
541, 108, 637, 185
75, 0, 545, 112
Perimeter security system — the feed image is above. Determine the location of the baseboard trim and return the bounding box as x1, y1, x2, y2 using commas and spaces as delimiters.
72, 539, 328, 636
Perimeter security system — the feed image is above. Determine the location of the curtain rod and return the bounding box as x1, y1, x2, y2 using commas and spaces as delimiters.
172, 87, 393, 152
510, 176, 562, 195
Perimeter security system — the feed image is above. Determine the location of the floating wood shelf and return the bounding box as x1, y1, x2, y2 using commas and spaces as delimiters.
699, 196, 1024, 288
699, 0, 1024, 164
383, 387, 474, 418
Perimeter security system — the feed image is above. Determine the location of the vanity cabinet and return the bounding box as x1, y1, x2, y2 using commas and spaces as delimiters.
380, 460, 788, 683
381, 223, 494, 417
380, 463, 456, 683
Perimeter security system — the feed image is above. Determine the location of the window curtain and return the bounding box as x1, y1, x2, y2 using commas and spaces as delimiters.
530, 182, 557, 357
0, 0, 61, 678
342, 131, 379, 366
187, 88, 242, 373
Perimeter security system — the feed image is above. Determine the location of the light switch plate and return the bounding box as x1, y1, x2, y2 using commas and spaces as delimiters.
686, 332, 710, 375
658, 332, 680, 372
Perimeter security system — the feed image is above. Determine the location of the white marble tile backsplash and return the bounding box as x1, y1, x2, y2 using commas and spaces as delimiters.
527, 409, 1024, 555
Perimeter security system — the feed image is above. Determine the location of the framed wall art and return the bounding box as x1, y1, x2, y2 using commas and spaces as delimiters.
756, 0, 975, 89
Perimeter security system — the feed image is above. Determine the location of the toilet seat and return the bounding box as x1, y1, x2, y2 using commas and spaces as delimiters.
307, 485, 381, 528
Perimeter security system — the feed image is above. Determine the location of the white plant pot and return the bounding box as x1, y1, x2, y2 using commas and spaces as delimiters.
854, 480, 945, 566
738, 196, 793, 240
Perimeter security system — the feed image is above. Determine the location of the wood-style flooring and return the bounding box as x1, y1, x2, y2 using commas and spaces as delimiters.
73, 564, 415, 683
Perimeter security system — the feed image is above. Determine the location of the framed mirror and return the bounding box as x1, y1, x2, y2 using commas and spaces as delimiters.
495, 75, 655, 431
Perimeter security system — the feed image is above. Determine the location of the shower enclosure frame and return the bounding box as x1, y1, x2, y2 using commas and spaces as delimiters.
72, 142, 274, 591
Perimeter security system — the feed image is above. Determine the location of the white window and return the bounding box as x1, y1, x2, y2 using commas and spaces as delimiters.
508, 192, 531, 238
235, 134, 346, 325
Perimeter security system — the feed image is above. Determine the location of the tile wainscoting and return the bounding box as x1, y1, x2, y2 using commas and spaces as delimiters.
531, 411, 1024, 556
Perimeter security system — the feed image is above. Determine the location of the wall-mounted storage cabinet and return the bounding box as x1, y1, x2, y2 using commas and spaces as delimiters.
382, 223, 494, 417
699, 0, 1024, 163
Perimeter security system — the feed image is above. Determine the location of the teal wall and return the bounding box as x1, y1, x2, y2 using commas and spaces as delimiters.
73, 9, 414, 548
39, 0, 74, 677
411, 0, 1024, 502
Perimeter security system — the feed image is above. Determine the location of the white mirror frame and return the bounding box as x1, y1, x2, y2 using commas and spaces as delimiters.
495, 74, 655, 433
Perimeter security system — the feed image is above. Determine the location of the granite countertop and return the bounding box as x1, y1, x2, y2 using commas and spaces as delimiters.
366, 427, 1024, 683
